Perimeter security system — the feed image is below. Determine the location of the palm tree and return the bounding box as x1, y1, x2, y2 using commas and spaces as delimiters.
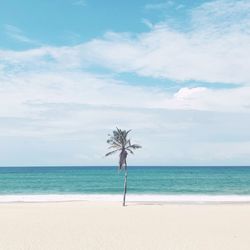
105, 128, 141, 206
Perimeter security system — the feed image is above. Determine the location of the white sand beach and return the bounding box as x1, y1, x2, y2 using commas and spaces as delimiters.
0, 201, 250, 250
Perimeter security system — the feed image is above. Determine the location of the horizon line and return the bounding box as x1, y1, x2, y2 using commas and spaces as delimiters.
0, 165, 250, 168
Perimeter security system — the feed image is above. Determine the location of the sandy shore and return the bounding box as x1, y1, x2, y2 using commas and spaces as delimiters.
0, 202, 250, 250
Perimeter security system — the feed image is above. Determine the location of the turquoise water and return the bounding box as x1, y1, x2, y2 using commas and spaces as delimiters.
0, 167, 250, 195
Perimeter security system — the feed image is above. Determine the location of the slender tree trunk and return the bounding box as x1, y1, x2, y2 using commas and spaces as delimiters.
122, 163, 128, 206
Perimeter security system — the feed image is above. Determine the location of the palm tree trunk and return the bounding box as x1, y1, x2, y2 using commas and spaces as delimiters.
122, 163, 128, 206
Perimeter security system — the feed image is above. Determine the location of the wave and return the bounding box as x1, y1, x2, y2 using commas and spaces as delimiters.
1, 194, 250, 203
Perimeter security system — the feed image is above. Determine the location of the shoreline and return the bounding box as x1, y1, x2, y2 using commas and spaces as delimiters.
1, 194, 250, 203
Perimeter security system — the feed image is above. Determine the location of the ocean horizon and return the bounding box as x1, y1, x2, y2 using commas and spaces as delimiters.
1, 166, 250, 203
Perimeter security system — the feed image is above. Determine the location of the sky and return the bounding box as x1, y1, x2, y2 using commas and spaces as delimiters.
0, 0, 250, 166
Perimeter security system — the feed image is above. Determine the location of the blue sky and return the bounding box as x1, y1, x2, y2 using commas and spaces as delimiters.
0, 0, 205, 49
0, 0, 250, 166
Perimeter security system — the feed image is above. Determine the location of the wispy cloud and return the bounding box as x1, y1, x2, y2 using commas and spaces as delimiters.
4, 24, 40, 45
73, 0, 87, 7
191, 0, 250, 32
4, 1, 250, 85
81, 0, 250, 85
1, 64, 250, 165
141, 18, 154, 29
145, 1, 174, 10
1, 0, 250, 165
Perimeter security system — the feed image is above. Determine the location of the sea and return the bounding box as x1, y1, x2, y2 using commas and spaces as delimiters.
1, 166, 250, 203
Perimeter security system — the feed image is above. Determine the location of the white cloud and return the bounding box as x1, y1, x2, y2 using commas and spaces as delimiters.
82, 26, 250, 84
4, 24, 40, 45
1, 66, 250, 165
145, 1, 174, 10
191, 0, 250, 32
1, 0, 250, 119
1, 0, 250, 165
2, 0, 250, 85
73, 0, 86, 7
79, 0, 250, 84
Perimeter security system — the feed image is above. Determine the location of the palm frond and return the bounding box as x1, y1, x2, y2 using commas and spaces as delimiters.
105, 149, 120, 157
127, 144, 142, 149
107, 140, 122, 148
107, 134, 122, 148
108, 145, 121, 149
126, 130, 131, 136
106, 128, 141, 166
126, 148, 134, 154
124, 130, 131, 143
114, 127, 131, 147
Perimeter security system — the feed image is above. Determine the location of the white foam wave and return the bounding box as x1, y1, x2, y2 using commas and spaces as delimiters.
1, 194, 250, 203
